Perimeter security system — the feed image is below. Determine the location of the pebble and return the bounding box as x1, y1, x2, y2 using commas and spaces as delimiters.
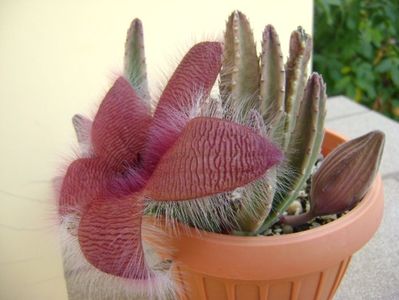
286, 200, 303, 215
282, 224, 294, 234
298, 190, 307, 198
311, 222, 321, 228
321, 214, 337, 221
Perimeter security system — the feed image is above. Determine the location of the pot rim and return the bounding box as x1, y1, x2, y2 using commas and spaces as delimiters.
156, 129, 384, 280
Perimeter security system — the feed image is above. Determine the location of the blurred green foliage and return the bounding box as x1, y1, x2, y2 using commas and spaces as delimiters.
314, 0, 399, 120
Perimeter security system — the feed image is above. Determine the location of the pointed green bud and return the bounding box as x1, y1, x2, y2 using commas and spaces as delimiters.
124, 18, 150, 102
260, 25, 285, 131
220, 11, 260, 114
257, 73, 326, 232
236, 110, 278, 234
284, 27, 312, 150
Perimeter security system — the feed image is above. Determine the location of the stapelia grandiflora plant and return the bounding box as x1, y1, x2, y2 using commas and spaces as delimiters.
58, 20, 282, 299
57, 11, 385, 300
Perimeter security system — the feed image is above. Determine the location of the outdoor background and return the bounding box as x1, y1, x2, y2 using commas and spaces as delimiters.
314, 0, 399, 121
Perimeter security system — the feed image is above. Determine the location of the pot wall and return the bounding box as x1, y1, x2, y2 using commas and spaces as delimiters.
168, 129, 384, 300
174, 256, 351, 300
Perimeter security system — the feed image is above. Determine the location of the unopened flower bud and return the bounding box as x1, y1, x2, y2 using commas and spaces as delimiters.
281, 130, 385, 227
311, 130, 385, 215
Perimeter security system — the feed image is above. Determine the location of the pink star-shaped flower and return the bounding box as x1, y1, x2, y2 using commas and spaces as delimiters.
59, 42, 282, 280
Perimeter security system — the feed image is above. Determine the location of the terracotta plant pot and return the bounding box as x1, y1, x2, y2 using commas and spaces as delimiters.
166, 129, 384, 300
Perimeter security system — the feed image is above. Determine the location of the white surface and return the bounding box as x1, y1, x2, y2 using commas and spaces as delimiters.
0, 1, 313, 299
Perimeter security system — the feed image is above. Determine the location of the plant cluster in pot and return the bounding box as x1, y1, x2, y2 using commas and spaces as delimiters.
56, 11, 385, 300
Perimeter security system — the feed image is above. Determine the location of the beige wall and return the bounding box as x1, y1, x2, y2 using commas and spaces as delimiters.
0, 1, 313, 299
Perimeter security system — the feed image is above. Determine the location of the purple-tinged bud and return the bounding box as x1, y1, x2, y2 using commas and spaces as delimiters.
281, 130, 385, 227
311, 130, 385, 214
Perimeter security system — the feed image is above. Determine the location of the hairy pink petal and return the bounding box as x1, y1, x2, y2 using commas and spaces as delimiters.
144, 117, 283, 201
91, 77, 151, 166
78, 195, 148, 279
59, 158, 114, 215
144, 42, 223, 169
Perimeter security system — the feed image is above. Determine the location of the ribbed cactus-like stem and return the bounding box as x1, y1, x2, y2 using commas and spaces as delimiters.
259, 25, 285, 137
218, 12, 328, 234
236, 110, 276, 233
124, 18, 150, 102
283, 27, 313, 151
237, 169, 276, 233
220, 10, 260, 115
285, 72, 326, 191
258, 73, 326, 232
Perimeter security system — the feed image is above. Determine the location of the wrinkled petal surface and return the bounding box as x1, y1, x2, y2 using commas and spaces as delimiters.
78, 195, 147, 279
59, 158, 114, 214
92, 77, 151, 167
144, 42, 222, 169
145, 117, 283, 201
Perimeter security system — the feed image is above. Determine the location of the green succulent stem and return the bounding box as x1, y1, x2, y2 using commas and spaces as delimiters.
236, 170, 276, 234
259, 25, 286, 143
235, 110, 276, 234
220, 10, 260, 115
283, 28, 313, 151
124, 18, 150, 102
257, 73, 326, 233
